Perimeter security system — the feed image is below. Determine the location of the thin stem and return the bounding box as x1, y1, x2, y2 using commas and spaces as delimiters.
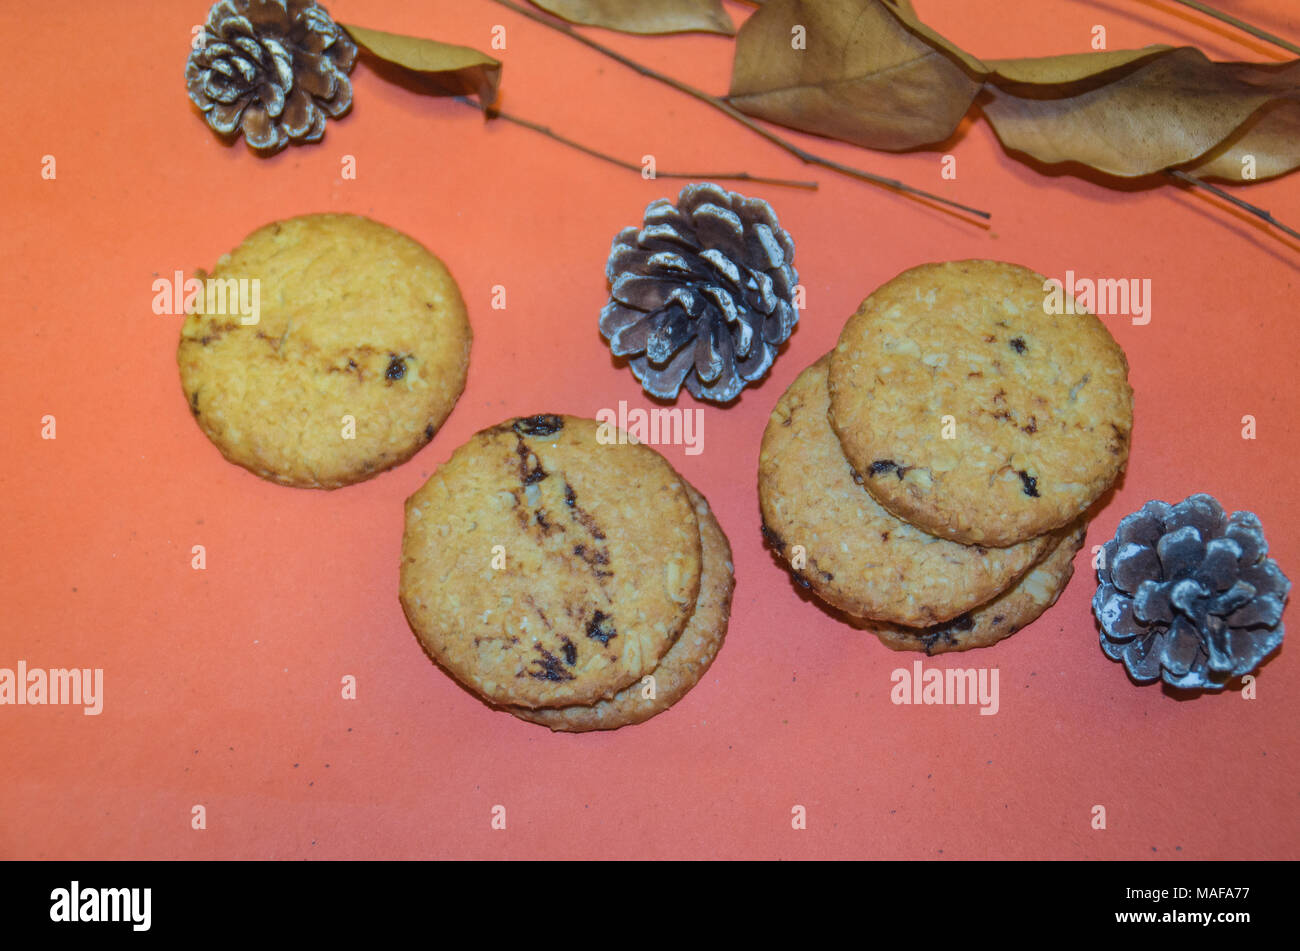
487, 0, 991, 219
1167, 0, 1300, 56
454, 97, 818, 189
1166, 168, 1300, 241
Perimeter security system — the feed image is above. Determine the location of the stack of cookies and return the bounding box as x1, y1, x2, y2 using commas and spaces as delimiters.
759, 260, 1133, 652
400, 414, 734, 731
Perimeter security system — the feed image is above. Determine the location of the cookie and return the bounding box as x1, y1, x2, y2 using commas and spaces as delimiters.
828, 260, 1132, 546
178, 213, 472, 489
511, 481, 734, 732
871, 522, 1087, 654
400, 414, 703, 709
759, 355, 1054, 626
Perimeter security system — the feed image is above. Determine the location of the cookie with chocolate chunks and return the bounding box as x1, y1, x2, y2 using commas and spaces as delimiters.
400, 414, 702, 709
512, 480, 733, 731
870, 521, 1087, 653
828, 260, 1132, 547
759, 355, 1053, 626
178, 213, 471, 488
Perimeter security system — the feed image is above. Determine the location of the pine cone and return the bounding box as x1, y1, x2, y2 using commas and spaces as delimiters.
600, 183, 798, 403
186, 0, 356, 152
1093, 494, 1289, 690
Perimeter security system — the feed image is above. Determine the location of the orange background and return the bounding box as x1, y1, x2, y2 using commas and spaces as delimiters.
1, 0, 1297, 860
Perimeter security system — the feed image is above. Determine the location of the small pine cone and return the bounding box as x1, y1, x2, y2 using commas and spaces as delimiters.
186, 0, 356, 152
1093, 494, 1290, 690
600, 183, 798, 403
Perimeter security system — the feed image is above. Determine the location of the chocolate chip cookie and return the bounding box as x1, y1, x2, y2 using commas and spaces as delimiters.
512, 480, 733, 731
178, 213, 471, 488
871, 522, 1087, 653
400, 415, 702, 709
829, 260, 1132, 546
759, 355, 1054, 625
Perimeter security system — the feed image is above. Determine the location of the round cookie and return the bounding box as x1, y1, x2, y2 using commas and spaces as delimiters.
400, 414, 703, 709
828, 260, 1132, 547
178, 213, 472, 489
871, 522, 1087, 654
760, 355, 1053, 626
511, 481, 734, 732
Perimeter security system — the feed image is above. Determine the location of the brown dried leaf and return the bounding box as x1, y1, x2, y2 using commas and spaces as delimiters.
982, 48, 1300, 177
987, 47, 1170, 83
881, 0, 986, 74
728, 0, 1300, 186
529, 0, 734, 35
1182, 99, 1300, 181
342, 24, 502, 108
728, 0, 981, 150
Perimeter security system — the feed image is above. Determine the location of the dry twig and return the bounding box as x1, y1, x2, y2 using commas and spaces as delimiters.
487, 0, 992, 219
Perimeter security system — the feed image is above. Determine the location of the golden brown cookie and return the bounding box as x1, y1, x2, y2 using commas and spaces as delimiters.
829, 260, 1132, 546
400, 415, 702, 709
178, 213, 471, 488
759, 355, 1053, 626
511, 481, 734, 732
871, 521, 1087, 653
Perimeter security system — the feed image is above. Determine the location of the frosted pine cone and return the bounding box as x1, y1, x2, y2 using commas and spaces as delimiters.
186, 0, 356, 152
1094, 494, 1289, 690
600, 183, 798, 403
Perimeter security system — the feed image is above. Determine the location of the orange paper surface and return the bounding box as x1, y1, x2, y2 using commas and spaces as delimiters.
1, 0, 1297, 859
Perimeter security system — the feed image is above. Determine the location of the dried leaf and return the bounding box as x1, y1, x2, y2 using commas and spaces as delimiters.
342, 24, 502, 108
728, 0, 981, 150
529, 0, 734, 35
881, 0, 987, 75
1182, 99, 1300, 181
728, 0, 1300, 186
987, 47, 1170, 83
982, 49, 1300, 177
